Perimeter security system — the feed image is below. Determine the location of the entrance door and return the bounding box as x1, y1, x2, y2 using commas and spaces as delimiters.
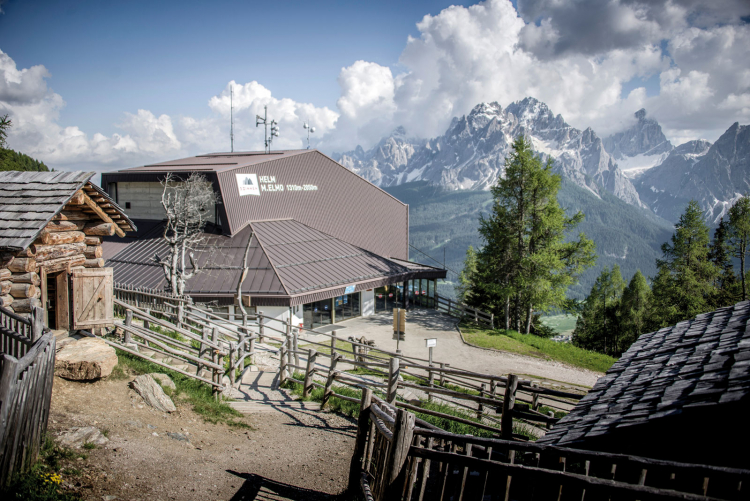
44, 271, 69, 330
71, 268, 114, 330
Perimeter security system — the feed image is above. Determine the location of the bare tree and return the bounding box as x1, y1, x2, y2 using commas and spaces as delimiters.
154, 173, 218, 296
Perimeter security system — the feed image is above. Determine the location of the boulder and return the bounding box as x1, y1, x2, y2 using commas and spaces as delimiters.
149, 373, 176, 391
55, 337, 118, 380
129, 374, 176, 413
57, 426, 109, 449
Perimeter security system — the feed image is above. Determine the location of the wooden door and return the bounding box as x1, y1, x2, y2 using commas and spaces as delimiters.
71, 268, 114, 329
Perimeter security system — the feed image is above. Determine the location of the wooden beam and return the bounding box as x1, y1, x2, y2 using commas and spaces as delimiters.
81, 191, 125, 237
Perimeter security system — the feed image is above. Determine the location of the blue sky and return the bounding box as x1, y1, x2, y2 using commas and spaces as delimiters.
0, 0, 463, 138
0, 0, 748, 172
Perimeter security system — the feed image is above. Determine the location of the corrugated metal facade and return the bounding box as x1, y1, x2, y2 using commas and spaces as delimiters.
101, 150, 408, 260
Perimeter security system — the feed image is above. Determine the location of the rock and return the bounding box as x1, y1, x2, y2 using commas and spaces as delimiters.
55, 337, 118, 380
148, 373, 176, 391
123, 420, 142, 429
129, 374, 176, 413
58, 426, 109, 449
166, 432, 189, 442
102, 496, 118, 501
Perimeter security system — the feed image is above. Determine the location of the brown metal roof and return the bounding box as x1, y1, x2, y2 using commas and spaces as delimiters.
0, 171, 136, 251
102, 149, 409, 261
106, 218, 445, 306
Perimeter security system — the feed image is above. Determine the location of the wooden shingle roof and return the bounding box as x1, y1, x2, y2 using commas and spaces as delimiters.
539, 301, 750, 449
0, 171, 136, 251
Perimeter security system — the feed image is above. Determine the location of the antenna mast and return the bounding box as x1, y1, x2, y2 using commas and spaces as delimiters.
255, 105, 279, 153
303, 121, 316, 149
230, 85, 234, 153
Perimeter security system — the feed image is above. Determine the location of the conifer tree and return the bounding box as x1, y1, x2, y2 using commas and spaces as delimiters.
728, 196, 750, 301
650, 201, 718, 328
472, 136, 595, 333
709, 217, 740, 307
456, 246, 477, 304
619, 270, 651, 351
572, 265, 624, 355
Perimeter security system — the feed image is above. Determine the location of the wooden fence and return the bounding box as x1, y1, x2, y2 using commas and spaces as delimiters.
352, 391, 750, 501
435, 294, 494, 329
114, 283, 192, 313
0, 306, 55, 487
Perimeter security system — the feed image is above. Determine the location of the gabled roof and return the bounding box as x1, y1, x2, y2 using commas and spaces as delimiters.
106, 218, 445, 306
540, 301, 750, 449
0, 171, 136, 251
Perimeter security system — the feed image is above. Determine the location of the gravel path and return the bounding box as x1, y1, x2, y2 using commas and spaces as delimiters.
313, 308, 601, 389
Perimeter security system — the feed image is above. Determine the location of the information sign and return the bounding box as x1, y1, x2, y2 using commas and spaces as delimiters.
425, 338, 437, 348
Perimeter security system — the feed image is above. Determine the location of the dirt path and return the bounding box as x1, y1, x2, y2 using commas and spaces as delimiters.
49, 375, 356, 501
323, 309, 601, 389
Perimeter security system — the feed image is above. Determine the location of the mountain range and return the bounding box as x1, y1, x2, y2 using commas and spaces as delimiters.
333, 98, 749, 298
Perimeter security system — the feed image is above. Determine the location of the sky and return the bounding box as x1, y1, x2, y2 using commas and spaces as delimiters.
1, 0, 749, 174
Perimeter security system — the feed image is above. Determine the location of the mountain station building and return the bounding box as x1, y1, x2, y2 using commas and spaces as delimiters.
100, 149, 446, 330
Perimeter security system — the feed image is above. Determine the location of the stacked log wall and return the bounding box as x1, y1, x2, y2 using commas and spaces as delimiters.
0, 192, 106, 314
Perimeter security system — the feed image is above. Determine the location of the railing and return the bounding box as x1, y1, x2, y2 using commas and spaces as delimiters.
114, 283, 192, 313
435, 293, 494, 329
351, 392, 750, 501
0, 306, 55, 487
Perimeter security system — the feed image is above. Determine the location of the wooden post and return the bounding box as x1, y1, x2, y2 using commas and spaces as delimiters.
124, 310, 132, 344
293, 325, 300, 370
279, 338, 287, 386
502, 374, 518, 440
427, 346, 434, 402
229, 341, 237, 385
348, 387, 373, 493
212, 327, 220, 399
258, 311, 264, 342
321, 354, 341, 408
387, 357, 400, 405
531, 383, 540, 411
303, 348, 317, 398
331, 329, 337, 359
177, 303, 183, 329
478, 383, 485, 421
382, 408, 416, 499
143, 309, 150, 330
198, 327, 210, 376
546, 411, 554, 430
438, 362, 445, 386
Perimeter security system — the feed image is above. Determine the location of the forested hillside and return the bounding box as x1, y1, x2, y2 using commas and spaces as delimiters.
0, 148, 49, 172
385, 180, 675, 299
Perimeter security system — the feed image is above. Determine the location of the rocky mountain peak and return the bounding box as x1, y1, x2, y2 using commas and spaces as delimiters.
604, 109, 673, 161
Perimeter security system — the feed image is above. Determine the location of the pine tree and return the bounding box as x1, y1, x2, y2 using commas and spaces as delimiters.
456, 246, 477, 304
728, 196, 750, 301
619, 270, 651, 352
709, 217, 740, 307
471, 136, 595, 333
572, 265, 624, 355
650, 201, 718, 328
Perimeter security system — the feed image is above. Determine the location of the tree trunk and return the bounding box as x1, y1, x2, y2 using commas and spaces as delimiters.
525, 304, 533, 334
504, 295, 510, 330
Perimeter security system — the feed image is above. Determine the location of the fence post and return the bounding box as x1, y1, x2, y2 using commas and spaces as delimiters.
293, 325, 300, 370
124, 310, 133, 345
279, 337, 287, 386
322, 354, 341, 408
428, 348, 434, 403
303, 348, 317, 398
258, 311, 264, 342
502, 374, 518, 440
177, 303, 184, 329
331, 329, 337, 359
383, 408, 416, 499
439, 362, 446, 386
348, 387, 373, 493
198, 327, 210, 376
531, 383, 540, 411
30, 307, 43, 342
478, 383, 485, 421
387, 357, 400, 405
143, 309, 150, 330
211, 327, 220, 400
229, 341, 237, 386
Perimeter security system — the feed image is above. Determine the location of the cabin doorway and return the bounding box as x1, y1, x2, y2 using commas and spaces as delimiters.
44, 271, 70, 330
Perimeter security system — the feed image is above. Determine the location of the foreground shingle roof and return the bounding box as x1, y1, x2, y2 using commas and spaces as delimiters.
0, 171, 135, 250
106, 218, 445, 306
540, 301, 750, 448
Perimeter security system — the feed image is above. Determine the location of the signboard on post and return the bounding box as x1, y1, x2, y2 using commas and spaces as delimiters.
392, 308, 405, 342
425, 338, 437, 348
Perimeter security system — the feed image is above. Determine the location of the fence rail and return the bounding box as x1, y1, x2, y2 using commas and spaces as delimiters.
0, 306, 55, 487
435, 294, 494, 329
351, 392, 749, 501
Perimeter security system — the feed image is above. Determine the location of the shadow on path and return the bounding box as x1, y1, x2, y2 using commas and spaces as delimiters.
227, 471, 348, 500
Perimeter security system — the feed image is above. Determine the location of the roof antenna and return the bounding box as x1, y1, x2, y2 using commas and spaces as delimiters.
230, 85, 234, 153
303, 121, 316, 149
256, 105, 279, 153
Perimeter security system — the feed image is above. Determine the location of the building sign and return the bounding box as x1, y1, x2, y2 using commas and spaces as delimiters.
344, 285, 355, 294
237, 173, 319, 195
236, 174, 260, 196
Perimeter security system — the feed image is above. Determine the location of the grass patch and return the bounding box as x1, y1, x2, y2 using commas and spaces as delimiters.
112, 350, 250, 428
459, 321, 616, 373
81, 442, 97, 450
540, 314, 578, 335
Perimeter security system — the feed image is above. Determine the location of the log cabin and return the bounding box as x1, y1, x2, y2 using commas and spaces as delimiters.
0, 171, 135, 331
